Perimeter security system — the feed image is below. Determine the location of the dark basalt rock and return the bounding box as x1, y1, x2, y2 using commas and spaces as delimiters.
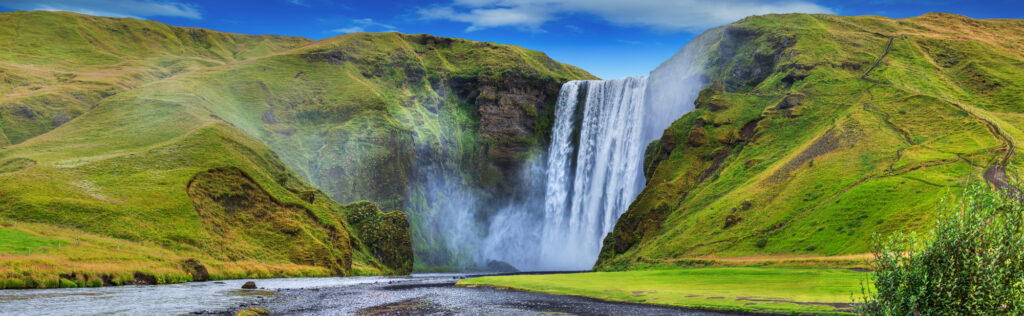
485, 260, 519, 273
181, 258, 210, 282
776, 93, 804, 110
133, 272, 157, 285
724, 214, 742, 228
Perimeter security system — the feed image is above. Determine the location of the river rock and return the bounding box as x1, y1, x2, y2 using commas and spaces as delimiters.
181, 258, 210, 282
485, 260, 519, 273
242, 281, 257, 289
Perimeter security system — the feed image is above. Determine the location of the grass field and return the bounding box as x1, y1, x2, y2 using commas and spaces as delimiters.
0, 222, 337, 290
459, 267, 869, 314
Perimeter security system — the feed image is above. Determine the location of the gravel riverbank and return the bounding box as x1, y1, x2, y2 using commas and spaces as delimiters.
206, 273, 752, 315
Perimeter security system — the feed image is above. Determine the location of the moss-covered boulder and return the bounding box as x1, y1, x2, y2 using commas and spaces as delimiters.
342, 201, 414, 274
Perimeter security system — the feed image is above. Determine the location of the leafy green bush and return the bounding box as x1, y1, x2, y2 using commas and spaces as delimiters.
59, 278, 78, 288
6, 278, 25, 289
859, 184, 1024, 315
42, 278, 58, 289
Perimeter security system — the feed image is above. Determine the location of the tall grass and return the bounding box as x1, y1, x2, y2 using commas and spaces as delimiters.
859, 183, 1024, 314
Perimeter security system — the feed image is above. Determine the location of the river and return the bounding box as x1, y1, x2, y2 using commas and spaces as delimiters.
0, 273, 735, 315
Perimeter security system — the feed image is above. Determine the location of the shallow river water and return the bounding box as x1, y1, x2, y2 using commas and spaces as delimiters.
0, 273, 733, 315
0, 275, 392, 315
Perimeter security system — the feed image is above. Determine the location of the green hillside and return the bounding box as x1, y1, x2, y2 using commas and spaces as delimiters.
598, 13, 1023, 270
0, 10, 593, 287
0, 10, 311, 146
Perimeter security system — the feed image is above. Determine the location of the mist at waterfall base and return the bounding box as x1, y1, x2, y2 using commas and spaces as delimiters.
415, 30, 718, 272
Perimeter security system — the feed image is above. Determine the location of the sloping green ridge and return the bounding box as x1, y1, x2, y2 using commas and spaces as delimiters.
0, 10, 595, 284
598, 13, 1024, 270
0, 10, 311, 145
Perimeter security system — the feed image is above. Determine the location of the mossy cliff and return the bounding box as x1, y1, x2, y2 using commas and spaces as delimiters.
598, 13, 1023, 270
181, 31, 594, 268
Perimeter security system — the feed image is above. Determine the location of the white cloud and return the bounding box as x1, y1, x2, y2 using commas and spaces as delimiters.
331, 18, 397, 33
288, 0, 309, 6
332, 26, 365, 33
0, 0, 201, 19
419, 5, 552, 31
419, 0, 833, 32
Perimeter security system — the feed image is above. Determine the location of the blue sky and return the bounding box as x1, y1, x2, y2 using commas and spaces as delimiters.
1, 0, 1021, 79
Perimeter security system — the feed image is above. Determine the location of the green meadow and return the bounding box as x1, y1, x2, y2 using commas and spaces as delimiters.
460, 267, 869, 314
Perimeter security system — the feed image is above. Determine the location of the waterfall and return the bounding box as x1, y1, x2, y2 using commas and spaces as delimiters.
534, 77, 649, 270
479, 29, 718, 271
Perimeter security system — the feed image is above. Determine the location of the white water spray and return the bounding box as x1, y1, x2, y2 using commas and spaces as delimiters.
477, 29, 720, 271
537, 77, 650, 270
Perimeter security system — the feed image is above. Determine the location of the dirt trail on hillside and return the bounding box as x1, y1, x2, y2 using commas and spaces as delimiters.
948, 100, 1018, 193
863, 34, 1017, 193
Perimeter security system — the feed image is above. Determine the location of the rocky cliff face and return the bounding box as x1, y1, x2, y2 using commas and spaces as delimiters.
453, 70, 565, 190
598, 13, 1024, 270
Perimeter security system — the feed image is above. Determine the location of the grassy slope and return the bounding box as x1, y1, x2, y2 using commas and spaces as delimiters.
598, 13, 1024, 270
0, 12, 397, 287
0, 10, 595, 286
459, 267, 866, 314
0, 10, 310, 145
0, 69, 405, 285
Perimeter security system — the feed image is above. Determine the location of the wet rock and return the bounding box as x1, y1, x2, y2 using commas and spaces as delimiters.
776, 93, 804, 110
181, 258, 210, 282
242, 281, 257, 289
485, 260, 520, 273
133, 272, 157, 285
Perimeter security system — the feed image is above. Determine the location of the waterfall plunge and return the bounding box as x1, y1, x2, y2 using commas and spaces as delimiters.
538, 77, 650, 270
478, 29, 719, 271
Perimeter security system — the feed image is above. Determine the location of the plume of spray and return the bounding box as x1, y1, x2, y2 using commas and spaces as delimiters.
413, 27, 725, 272
480, 28, 723, 271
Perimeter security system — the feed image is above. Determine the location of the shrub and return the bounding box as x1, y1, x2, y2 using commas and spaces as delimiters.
6, 278, 25, 289
858, 184, 1024, 315
59, 278, 78, 288
754, 238, 768, 249
42, 278, 58, 289
87, 279, 103, 287
22, 277, 36, 289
